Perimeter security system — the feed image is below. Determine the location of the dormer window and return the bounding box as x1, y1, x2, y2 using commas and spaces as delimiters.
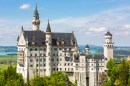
41, 38, 42, 40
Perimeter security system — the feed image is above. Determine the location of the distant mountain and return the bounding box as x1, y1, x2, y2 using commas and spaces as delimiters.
0, 46, 17, 52
0, 45, 129, 53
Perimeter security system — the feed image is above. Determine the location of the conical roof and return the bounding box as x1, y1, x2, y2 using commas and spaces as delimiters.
33, 4, 39, 19
46, 20, 51, 32
105, 31, 112, 36
85, 44, 89, 48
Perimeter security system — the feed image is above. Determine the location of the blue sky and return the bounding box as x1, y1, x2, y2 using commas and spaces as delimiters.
0, 0, 130, 46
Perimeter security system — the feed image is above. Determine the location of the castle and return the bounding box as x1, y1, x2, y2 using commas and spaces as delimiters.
16, 5, 114, 86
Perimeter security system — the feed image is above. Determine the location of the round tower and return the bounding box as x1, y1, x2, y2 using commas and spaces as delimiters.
103, 31, 114, 63
85, 44, 89, 55
32, 4, 40, 31
45, 20, 52, 76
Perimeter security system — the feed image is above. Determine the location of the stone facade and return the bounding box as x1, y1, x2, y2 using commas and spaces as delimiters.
17, 5, 114, 86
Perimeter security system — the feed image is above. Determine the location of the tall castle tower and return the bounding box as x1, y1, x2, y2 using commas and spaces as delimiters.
103, 31, 114, 62
32, 4, 40, 31
45, 20, 52, 76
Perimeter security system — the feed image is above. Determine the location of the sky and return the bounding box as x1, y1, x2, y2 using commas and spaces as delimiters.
0, 0, 130, 46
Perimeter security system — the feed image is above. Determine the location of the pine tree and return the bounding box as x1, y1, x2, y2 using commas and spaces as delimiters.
119, 59, 129, 86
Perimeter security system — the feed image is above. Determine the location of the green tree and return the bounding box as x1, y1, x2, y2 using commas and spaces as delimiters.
128, 76, 130, 86
106, 58, 115, 70
119, 59, 129, 86
106, 58, 115, 76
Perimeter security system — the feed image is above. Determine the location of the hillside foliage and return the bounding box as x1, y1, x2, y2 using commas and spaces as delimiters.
103, 59, 130, 86
0, 65, 76, 86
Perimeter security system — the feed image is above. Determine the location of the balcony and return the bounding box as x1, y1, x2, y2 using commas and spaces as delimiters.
17, 51, 25, 66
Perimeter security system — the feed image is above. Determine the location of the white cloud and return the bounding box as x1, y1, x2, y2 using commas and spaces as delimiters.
123, 24, 130, 29
1, 5, 130, 46
125, 31, 129, 35
115, 31, 129, 35
89, 27, 106, 32
19, 4, 30, 9
85, 32, 91, 34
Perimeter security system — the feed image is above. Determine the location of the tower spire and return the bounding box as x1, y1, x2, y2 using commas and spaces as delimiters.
46, 19, 51, 32
32, 3, 40, 31
33, 3, 39, 19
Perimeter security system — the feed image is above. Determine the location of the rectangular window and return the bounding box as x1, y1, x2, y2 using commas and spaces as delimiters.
76, 64, 78, 66
40, 48, 42, 51
65, 58, 69, 61
69, 48, 71, 50
40, 64, 42, 67
40, 58, 42, 62
54, 48, 57, 50
64, 48, 67, 50
44, 54, 46, 56
40, 53, 42, 56
51, 58, 54, 61
59, 48, 62, 50
30, 59, 33, 62
30, 48, 32, 51
36, 64, 38, 67
44, 48, 46, 51
35, 48, 37, 51
30, 65, 33, 67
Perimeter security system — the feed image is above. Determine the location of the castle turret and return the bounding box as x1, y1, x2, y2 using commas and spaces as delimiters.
85, 44, 89, 55
32, 4, 40, 31
103, 31, 114, 62
45, 20, 52, 76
